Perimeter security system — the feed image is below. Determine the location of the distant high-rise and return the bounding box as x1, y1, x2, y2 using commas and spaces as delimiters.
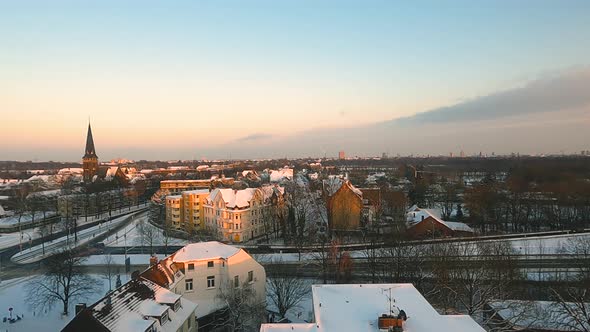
338, 151, 346, 160
82, 123, 99, 182
460, 150, 465, 158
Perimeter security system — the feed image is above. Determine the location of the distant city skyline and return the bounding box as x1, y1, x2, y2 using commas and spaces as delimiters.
1, 1, 590, 161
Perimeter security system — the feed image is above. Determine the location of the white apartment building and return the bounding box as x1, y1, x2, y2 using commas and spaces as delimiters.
142, 242, 266, 330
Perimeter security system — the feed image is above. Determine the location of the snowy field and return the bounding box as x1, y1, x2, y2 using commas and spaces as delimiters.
0, 273, 131, 332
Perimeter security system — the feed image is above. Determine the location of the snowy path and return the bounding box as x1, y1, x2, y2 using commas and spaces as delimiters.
0, 205, 149, 251
101, 216, 187, 248
10, 211, 144, 264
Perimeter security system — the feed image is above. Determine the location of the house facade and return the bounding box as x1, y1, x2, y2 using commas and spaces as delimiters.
142, 242, 266, 331
203, 188, 267, 243
326, 180, 363, 231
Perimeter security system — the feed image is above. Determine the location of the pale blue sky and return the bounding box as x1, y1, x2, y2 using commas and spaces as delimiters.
1, 1, 589, 160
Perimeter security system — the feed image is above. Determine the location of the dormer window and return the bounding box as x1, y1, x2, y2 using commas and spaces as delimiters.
207, 261, 214, 268
160, 309, 169, 325
173, 299, 181, 312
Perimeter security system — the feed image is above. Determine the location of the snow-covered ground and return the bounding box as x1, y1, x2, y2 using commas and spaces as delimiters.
80, 254, 167, 266
502, 233, 590, 255
0, 211, 57, 227
0, 273, 131, 332
101, 216, 187, 248
11, 212, 144, 264
0, 205, 148, 251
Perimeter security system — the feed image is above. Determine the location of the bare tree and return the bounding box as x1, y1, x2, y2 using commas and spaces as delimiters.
102, 254, 116, 292
550, 286, 590, 332
550, 236, 590, 332
136, 218, 161, 255
310, 234, 331, 284
26, 249, 101, 315
216, 281, 266, 331
267, 264, 311, 319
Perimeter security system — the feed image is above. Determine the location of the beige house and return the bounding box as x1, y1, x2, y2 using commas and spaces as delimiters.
142, 242, 266, 330
204, 188, 267, 243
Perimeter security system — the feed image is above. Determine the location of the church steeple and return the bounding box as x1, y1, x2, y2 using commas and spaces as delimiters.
82, 122, 99, 182
84, 123, 98, 159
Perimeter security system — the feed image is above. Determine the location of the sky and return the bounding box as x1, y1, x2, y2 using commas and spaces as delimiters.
1, 0, 589, 161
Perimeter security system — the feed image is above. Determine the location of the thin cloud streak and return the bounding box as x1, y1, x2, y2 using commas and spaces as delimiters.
389, 68, 590, 126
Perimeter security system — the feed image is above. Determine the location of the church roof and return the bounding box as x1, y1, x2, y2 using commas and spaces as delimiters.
84, 123, 98, 159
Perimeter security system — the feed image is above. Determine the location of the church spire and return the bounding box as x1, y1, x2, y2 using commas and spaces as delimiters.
83, 122, 98, 159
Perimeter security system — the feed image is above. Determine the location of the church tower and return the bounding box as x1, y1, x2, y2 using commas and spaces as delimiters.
82, 123, 99, 182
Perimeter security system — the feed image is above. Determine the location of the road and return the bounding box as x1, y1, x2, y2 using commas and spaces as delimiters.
0, 208, 147, 274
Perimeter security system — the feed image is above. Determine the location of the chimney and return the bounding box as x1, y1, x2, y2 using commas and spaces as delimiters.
75, 303, 87, 315
378, 314, 404, 331
150, 255, 158, 267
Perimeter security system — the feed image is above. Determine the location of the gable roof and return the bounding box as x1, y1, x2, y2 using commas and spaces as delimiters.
208, 188, 259, 209
63, 276, 197, 332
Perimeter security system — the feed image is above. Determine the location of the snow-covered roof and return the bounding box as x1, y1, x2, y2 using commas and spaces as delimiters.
171, 241, 241, 263
182, 189, 210, 195
154, 287, 182, 304
406, 208, 473, 233
442, 221, 474, 233
260, 284, 484, 332
64, 276, 197, 332
58, 167, 83, 175
208, 188, 258, 209
259, 185, 285, 202
270, 168, 294, 182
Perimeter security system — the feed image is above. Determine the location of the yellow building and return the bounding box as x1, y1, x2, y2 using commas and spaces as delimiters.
165, 195, 183, 228
181, 189, 210, 232
327, 180, 363, 231
160, 180, 210, 193
160, 178, 235, 194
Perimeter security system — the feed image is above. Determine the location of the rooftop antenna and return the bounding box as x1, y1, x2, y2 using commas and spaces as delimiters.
382, 287, 397, 315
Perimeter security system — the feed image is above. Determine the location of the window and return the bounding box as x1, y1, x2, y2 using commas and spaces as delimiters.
207, 276, 215, 288
187, 263, 194, 271
248, 271, 254, 283
161, 310, 169, 325
234, 275, 239, 288
185, 279, 193, 291
173, 299, 181, 312
207, 261, 214, 268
